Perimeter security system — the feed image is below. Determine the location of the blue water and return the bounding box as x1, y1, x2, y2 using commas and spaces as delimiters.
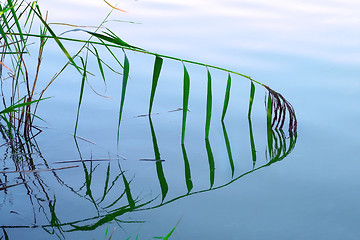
1, 0, 360, 239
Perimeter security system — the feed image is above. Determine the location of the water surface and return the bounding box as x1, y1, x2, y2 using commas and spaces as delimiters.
1, 0, 360, 239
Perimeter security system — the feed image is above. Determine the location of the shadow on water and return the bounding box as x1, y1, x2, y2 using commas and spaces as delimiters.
0, 113, 297, 239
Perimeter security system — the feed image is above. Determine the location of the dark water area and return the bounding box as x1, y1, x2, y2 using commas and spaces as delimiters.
1, 0, 360, 239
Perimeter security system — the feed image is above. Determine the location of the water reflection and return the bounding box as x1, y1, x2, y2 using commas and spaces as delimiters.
0, 113, 296, 238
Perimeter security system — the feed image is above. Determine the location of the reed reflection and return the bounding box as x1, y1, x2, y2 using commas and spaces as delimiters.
0, 114, 296, 239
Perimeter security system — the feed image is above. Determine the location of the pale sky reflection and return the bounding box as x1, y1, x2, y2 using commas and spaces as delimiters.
40, 0, 360, 65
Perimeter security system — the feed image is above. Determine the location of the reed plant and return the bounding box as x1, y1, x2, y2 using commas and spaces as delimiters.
0, 0, 297, 145
0, 2, 299, 239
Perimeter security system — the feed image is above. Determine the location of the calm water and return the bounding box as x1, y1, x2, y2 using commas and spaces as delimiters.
1, 0, 360, 239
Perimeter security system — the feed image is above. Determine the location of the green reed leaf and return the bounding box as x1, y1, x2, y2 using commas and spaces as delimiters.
156, 161, 168, 203
221, 74, 231, 121
266, 93, 272, 129
24, 1, 36, 27
86, 29, 142, 50
82, 162, 99, 212
149, 117, 168, 202
266, 94, 273, 156
92, 45, 106, 85
98, 162, 111, 204
149, 56, 163, 114
0, 115, 14, 140
248, 81, 255, 117
248, 117, 257, 168
181, 64, 190, 144
31, 4, 82, 75
0, 23, 9, 47
149, 117, 161, 160
163, 226, 177, 240
7, 0, 24, 43
0, 4, 13, 17
104, 190, 126, 209
205, 69, 212, 139
117, 53, 129, 143
181, 144, 193, 193
122, 174, 135, 209
221, 122, 234, 177
205, 138, 215, 188
74, 56, 87, 136
0, 97, 48, 114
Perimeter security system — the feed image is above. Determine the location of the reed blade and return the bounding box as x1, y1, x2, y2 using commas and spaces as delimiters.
0, 4, 13, 17
117, 52, 129, 143
205, 69, 212, 139
0, 97, 48, 114
181, 64, 190, 144
221, 74, 231, 121
205, 138, 215, 188
221, 122, 235, 177
149, 56, 163, 114
74, 56, 87, 136
149, 117, 168, 202
248, 117, 257, 168
248, 81, 255, 117
181, 144, 193, 193
24, 1, 36, 27
86, 30, 142, 50
149, 117, 161, 160
92, 45, 106, 85
156, 161, 168, 203
31, 5, 82, 75
122, 174, 135, 209
7, 0, 24, 43
0, 22, 9, 46
266, 93, 273, 156
98, 162, 111, 204
82, 162, 100, 213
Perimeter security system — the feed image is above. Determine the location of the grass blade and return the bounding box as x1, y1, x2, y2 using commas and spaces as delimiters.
0, 20, 9, 46
266, 93, 272, 129
205, 138, 215, 188
74, 56, 87, 136
181, 64, 190, 144
82, 162, 99, 213
122, 174, 135, 209
156, 161, 168, 203
221, 122, 234, 177
248, 117, 257, 168
205, 69, 212, 139
149, 117, 161, 160
0, 97, 48, 114
98, 162, 111, 204
163, 226, 177, 240
0, 4, 13, 17
86, 30, 142, 50
149, 56, 163, 114
7, 0, 25, 43
221, 73, 231, 121
248, 81, 255, 117
117, 52, 129, 143
266, 93, 273, 156
31, 4, 83, 75
92, 45, 106, 85
149, 117, 168, 202
181, 144, 193, 193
